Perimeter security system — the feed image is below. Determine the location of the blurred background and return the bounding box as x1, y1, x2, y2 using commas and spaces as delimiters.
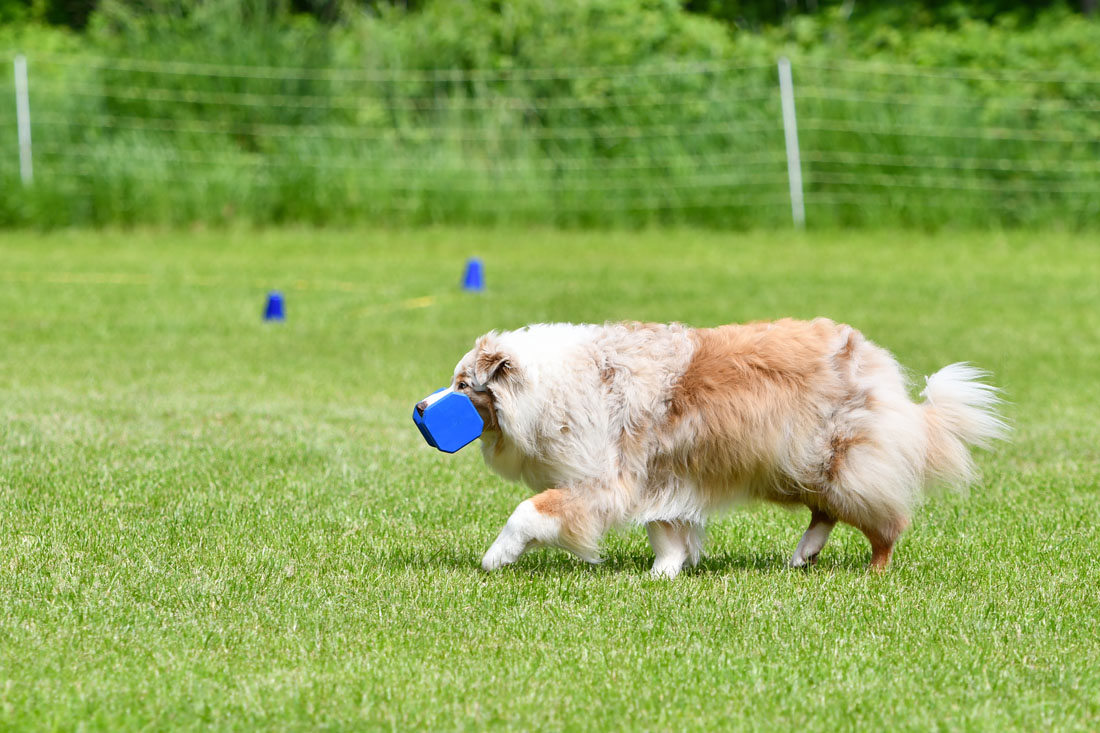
1, 0, 1097, 230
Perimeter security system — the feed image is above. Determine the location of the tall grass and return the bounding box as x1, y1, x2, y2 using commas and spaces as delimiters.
792, 60, 1100, 228
0, 1, 1098, 228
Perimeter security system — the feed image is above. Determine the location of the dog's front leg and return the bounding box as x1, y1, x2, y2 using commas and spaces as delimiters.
647, 520, 705, 579
481, 488, 602, 571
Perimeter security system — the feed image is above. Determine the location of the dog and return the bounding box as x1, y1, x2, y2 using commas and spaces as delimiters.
419, 319, 1006, 577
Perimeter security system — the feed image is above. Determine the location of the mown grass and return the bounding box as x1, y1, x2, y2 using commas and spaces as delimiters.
1, 227, 1098, 730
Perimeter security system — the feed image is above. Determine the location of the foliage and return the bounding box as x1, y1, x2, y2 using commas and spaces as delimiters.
684, 0, 1090, 30
0, 1, 1097, 228
6, 0, 1098, 30
0, 0, 28, 23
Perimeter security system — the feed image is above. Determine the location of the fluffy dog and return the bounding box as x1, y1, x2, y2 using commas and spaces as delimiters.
423, 319, 1006, 577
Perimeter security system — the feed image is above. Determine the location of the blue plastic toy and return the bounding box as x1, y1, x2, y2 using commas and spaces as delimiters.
413, 389, 485, 453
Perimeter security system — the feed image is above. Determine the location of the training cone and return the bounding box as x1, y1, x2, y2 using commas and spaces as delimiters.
461, 258, 484, 292
264, 291, 285, 321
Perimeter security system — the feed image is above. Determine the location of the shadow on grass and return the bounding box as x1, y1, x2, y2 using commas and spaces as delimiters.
377, 545, 872, 576
687, 551, 872, 575
602, 550, 872, 576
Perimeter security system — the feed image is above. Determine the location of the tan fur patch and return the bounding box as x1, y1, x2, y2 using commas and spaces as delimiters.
669, 319, 837, 416
665, 319, 844, 494
824, 432, 871, 483
529, 488, 599, 556
465, 387, 499, 431
532, 489, 566, 516
834, 329, 858, 363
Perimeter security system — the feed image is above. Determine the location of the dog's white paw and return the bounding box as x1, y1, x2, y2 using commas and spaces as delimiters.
788, 549, 819, 568
481, 537, 524, 572
650, 556, 685, 579
482, 499, 565, 572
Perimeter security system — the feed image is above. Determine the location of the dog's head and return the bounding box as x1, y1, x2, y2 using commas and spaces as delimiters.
448, 332, 525, 433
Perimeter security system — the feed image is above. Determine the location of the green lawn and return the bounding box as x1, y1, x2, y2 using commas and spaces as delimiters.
1, 227, 1098, 730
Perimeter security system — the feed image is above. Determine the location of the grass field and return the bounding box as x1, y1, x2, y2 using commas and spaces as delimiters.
1, 227, 1098, 730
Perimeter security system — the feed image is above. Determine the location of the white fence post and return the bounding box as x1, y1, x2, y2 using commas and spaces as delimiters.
777, 57, 805, 228
14, 54, 33, 186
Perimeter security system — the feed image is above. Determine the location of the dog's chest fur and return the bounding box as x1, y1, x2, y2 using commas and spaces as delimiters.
478, 323, 695, 490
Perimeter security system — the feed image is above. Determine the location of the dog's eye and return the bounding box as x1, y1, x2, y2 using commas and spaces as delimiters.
457, 381, 468, 390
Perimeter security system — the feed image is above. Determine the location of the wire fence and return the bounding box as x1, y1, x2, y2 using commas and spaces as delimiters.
3, 52, 1098, 227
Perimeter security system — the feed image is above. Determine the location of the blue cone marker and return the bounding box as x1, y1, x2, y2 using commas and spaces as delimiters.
264, 291, 285, 321
413, 388, 484, 454
461, 258, 484, 292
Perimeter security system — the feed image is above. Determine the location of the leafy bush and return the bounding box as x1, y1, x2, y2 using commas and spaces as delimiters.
0, 0, 1097, 228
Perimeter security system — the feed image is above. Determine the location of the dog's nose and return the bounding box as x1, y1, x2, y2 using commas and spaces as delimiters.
415, 401, 428, 416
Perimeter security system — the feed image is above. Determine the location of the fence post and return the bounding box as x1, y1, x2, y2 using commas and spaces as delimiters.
777, 57, 804, 228
14, 54, 33, 186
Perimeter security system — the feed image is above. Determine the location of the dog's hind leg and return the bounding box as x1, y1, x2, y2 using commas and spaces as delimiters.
647, 520, 704, 579
855, 516, 909, 571
789, 510, 836, 568
481, 489, 604, 571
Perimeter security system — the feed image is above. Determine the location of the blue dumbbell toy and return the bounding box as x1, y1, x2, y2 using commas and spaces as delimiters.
412, 388, 485, 454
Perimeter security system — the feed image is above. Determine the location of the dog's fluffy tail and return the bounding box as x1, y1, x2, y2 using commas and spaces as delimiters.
919, 363, 1008, 489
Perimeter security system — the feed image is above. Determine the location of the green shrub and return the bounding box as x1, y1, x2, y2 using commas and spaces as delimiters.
0, 1, 1097, 228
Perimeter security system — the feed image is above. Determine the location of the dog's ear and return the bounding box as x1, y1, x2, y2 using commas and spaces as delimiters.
475, 349, 516, 388
473, 334, 520, 389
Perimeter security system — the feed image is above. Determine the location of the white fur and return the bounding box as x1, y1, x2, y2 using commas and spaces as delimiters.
421, 387, 453, 407
646, 521, 704, 578
922, 363, 1009, 449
